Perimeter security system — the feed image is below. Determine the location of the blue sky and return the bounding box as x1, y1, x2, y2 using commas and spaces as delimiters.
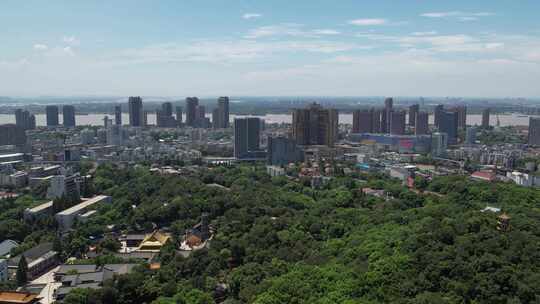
1, 0, 540, 97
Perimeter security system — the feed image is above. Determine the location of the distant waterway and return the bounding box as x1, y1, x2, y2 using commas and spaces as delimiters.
0, 113, 535, 127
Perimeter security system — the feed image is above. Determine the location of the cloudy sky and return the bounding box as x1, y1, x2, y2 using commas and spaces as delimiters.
1, 0, 540, 97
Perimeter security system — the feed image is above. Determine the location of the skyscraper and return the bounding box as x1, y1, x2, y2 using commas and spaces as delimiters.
46, 105, 59, 126
482, 108, 490, 129
528, 117, 540, 146
439, 111, 458, 145
114, 105, 122, 125
352, 109, 373, 133
292, 103, 338, 147
128, 96, 143, 127
415, 111, 429, 135
434, 104, 444, 128
234, 117, 261, 158
162, 102, 173, 117
390, 110, 406, 135
408, 104, 419, 127
215, 96, 230, 128
185, 97, 199, 127
372, 109, 382, 133
175, 106, 183, 125
453, 105, 467, 129
383, 97, 393, 133
62, 105, 76, 127
15, 109, 35, 130
157, 102, 176, 127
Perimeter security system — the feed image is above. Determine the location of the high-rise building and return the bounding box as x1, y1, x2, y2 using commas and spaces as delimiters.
185, 97, 199, 127
372, 109, 382, 133
143, 110, 149, 126
432, 132, 448, 157
175, 106, 183, 125
482, 108, 490, 129
466, 126, 477, 145
213, 96, 230, 129
106, 125, 123, 146
434, 104, 444, 128
267, 136, 303, 166
439, 111, 458, 145
15, 109, 35, 130
453, 105, 467, 129
157, 102, 176, 127
352, 109, 373, 133
62, 105, 76, 127
528, 117, 540, 146
409, 104, 419, 126
415, 111, 429, 135
234, 117, 261, 158
390, 110, 406, 135
0, 124, 26, 147
383, 97, 393, 133
128, 96, 143, 127
46, 105, 59, 127
114, 105, 122, 125
162, 102, 173, 117
292, 103, 338, 147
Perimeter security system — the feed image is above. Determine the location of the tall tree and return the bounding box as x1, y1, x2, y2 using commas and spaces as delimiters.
16, 255, 28, 286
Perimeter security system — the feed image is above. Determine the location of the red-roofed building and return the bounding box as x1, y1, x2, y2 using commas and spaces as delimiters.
471, 171, 496, 182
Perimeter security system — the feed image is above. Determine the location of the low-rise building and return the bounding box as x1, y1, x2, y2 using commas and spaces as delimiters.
24, 201, 54, 221
53, 264, 137, 302
0, 240, 19, 258
0, 291, 41, 304
55, 195, 111, 231
266, 165, 286, 177
8, 243, 58, 280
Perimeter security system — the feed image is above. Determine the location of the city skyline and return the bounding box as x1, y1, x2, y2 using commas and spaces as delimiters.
1, 1, 540, 97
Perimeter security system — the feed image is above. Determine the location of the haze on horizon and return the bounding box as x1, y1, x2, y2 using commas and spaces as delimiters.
1, 0, 540, 98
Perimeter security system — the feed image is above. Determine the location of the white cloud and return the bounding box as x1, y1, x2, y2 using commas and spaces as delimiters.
312, 29, 340, 35
411, 31, 438, 36
348, 18, 387, 26
33, 44, 48, 50
242, 13, 262, 20
62, 46, 75, 56
244, 24, 341, 39
420, 11, 494, 20
63, 36, 80, 45
113, 39, 365, 65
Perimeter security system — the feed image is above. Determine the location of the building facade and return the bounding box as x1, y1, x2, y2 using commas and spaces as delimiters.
415, 111, 429, 135
482, 108, 490, 129
185, 97, 199, 127
62, 105, 76, 127
128, 96, 143, 127
408, 104, 419, 127
352, 109, 374, 133
439, 111, 458, 145
529, 117, 540, 146
292, 103, 338, 147
46, 105, 59, 126
234, 117, 261, 158
267, 136, 303, 166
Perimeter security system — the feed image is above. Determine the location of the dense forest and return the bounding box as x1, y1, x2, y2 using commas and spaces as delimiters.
2, 164, 540, 303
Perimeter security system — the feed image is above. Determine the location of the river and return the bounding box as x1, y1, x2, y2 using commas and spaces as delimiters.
0, 113, 535, 127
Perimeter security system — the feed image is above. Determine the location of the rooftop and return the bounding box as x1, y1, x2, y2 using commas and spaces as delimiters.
56, 195, 110, 216
0, 292, 40, 304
